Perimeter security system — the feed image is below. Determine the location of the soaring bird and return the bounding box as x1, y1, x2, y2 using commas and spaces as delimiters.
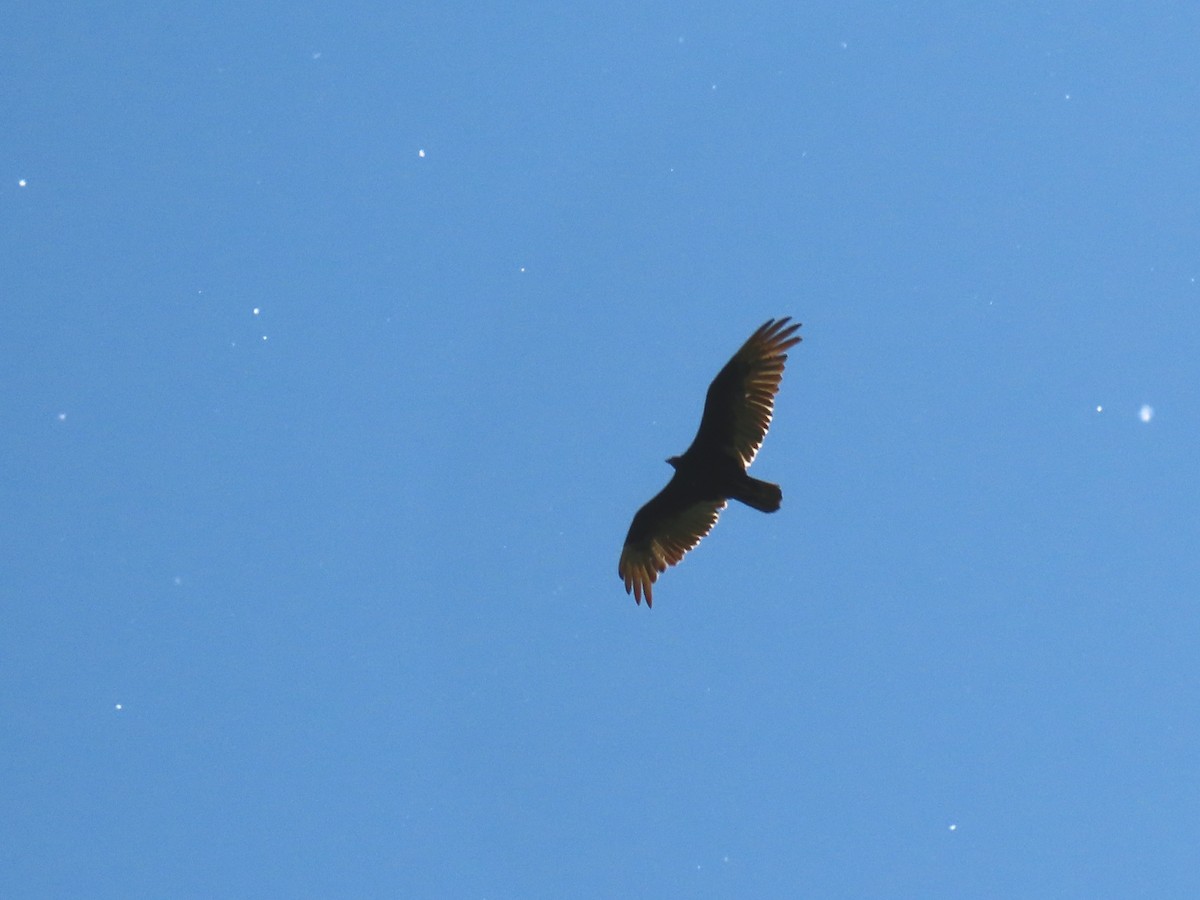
618, 317, 802, 607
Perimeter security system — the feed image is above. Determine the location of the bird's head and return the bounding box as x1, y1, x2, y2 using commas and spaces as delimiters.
666, 455, 682, 469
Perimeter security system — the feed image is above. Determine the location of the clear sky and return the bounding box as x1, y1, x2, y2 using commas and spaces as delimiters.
4, 3, 1199, 897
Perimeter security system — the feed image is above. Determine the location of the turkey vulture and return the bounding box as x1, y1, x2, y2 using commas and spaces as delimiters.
618, 317, 802, 607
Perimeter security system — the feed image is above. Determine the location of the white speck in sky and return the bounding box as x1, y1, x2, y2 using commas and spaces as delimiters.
312, 51, 322, 60
948, 823, 958, 832
1064, 93, 1072, 100
1139, 404, 1154, 423
1096, 405, 1103, 413
261, 335, 269, 342
253, 307, 260, 316
840, 41, 849, 49
115, 703, 123, 711
519, 266, 526, 273
18, 178, 27, 187
57, 412, 67, 421
418, 149, 426, 158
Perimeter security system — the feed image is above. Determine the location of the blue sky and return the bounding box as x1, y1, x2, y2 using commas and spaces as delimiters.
3, 3, 1199, 897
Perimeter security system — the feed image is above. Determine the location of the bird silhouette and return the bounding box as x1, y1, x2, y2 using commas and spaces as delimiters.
618, 317, 802, 607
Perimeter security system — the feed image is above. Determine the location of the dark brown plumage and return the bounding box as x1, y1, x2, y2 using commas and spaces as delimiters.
618, 317, 802, 607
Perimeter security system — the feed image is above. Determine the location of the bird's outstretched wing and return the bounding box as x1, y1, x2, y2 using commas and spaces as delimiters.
618, 477, 726, 607
689, 317, 802, 467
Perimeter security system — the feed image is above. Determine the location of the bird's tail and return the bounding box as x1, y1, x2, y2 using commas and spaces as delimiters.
733, 476, 783, 513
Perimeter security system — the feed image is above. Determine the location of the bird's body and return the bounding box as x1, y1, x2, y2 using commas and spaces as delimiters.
618, 317, 802, 606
